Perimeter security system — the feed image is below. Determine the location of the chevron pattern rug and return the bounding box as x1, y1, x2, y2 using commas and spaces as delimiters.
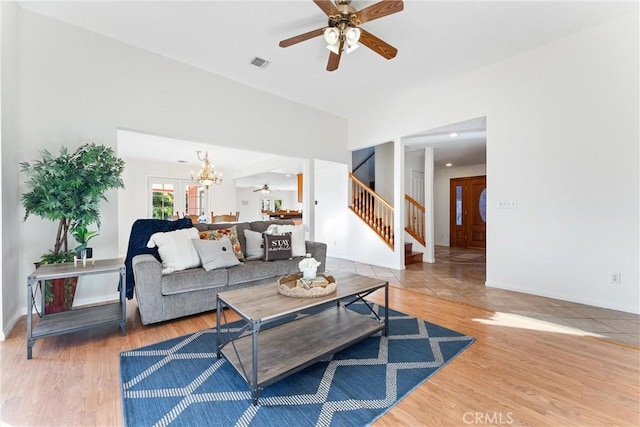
120, 302, 474, 427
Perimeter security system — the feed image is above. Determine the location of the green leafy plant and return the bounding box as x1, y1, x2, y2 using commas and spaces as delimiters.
21, 142, 125, 261
71, 223, 99, 253
21, 143, 125, 313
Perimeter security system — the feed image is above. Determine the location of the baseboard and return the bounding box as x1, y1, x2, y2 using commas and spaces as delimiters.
1, 312, 20, 341
485, 280, 640, 315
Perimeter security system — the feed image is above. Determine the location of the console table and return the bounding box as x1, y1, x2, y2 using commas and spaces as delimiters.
26, 257, 126, 359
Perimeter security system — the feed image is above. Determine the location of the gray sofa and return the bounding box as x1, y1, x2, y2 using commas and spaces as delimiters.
132, 219, 327, 325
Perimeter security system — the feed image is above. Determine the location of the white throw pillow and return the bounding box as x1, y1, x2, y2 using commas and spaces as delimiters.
243, 229, 264, 260
275, 224, 306, 257
265, 224, 279, 235
191, 237, 240, 271
147, 228, 201, 274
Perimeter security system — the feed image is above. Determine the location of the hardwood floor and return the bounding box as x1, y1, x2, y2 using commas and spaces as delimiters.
1, 278, 638, 425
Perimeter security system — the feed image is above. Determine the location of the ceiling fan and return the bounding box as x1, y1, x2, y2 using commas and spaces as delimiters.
279, 0, 404, 72
253, 184, 272, 193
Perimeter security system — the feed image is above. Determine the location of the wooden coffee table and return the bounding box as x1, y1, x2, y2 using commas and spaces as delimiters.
215, 271, 388, 405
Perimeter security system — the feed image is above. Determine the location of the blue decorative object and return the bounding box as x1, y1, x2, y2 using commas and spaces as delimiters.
479, 188, 487, 222
120, 303, 474, 426
123, 218, 192, 299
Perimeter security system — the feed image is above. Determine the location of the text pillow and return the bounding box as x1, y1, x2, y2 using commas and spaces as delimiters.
275, 224, 306, 257
191, 237, 240, 271
263, 233, 292, 261
243, 229, 264, 260
199, 226, 245, 261
147, 228, 201, 274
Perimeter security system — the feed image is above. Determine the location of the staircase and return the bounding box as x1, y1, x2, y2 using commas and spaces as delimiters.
404, 194, 425, 246
349, 173, 394, 249
404, 242, 423, 266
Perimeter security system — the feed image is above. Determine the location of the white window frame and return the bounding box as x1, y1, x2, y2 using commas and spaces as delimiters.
147, 177, 209, 219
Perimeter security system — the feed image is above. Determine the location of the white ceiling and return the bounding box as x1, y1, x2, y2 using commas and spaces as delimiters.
19, 0, 635, 181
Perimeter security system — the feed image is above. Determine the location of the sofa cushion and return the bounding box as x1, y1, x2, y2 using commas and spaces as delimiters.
227, 261, 278, 285
263, 233, 292, 261
161, 267, 228, 295
192, 237, 240, 271
273, 257, 304, 276
199, 226, 245, 261
147, 228, 201, 274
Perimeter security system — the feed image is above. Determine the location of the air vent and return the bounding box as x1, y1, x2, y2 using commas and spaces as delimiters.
250, 57, 270, 69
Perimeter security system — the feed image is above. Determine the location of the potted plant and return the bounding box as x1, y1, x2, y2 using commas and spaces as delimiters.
71, 223, 99, 260
21, 143, 125, 313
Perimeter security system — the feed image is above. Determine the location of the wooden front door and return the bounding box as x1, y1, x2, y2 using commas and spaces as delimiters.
450, 176, 487, 249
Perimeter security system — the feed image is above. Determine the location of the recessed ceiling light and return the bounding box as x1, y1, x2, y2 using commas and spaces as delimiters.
178, 160, 187, 163
449, 132, 459, 138
445, 163, 453, 167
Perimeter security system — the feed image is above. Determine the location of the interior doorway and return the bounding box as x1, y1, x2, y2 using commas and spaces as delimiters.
450, 175, 486, 249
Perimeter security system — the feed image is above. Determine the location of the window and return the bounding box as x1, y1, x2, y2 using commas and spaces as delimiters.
148, 177, 209, 219
456, 185, 463, 226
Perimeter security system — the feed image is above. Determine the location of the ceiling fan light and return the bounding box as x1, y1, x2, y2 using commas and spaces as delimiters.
323, 27, 340, 45
326, 43, 340, 54
345, 42, 359, 54
344, 27, 361, 44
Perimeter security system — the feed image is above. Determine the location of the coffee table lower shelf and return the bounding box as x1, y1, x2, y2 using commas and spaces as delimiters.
220, 306, 384, 402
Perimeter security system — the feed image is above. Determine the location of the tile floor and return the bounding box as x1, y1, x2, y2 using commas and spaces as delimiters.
325, 246, 640, 347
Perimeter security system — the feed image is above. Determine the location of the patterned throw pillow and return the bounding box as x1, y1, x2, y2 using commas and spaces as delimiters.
263, 233, 292, 261
199, 226, 245, 261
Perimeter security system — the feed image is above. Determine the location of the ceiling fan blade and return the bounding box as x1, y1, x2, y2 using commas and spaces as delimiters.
326, 40, 344, 71
313, 0, 339, 17
279, 28, 325, 48
355, 0, 404, 25
359, 29, 397, 60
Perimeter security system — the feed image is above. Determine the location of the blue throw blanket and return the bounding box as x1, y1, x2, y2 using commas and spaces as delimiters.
123, 218, 193, 299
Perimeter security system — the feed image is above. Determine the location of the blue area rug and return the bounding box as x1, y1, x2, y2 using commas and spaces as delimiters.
120, 302, 474, 427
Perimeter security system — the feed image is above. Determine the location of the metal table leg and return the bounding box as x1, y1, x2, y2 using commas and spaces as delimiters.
27, 278, 35, 359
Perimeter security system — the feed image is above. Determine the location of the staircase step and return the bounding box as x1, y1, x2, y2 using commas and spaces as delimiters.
405, 251, 423, 266
404, 242, 413, 255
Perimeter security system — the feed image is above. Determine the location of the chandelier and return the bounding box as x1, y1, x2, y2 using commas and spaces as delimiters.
191, 151, 222, 189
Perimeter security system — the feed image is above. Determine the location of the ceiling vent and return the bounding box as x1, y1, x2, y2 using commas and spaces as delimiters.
250, 57, 271, 69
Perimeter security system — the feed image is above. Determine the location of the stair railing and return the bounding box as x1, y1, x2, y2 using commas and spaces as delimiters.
349, 173, 394, 250
404, 194, 425, 246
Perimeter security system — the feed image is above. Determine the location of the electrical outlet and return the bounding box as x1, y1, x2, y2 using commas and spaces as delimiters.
498, 200, 518, 209
610, 272, 621, 284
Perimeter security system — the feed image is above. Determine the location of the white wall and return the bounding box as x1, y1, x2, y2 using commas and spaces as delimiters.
434, 164, 487, 246
314, 158, 399, 267
9, 7, 348, 331
404, 150, 424, 197
374, 142, 394, 203
347, 13, 640, 313
1, 1, 21, 339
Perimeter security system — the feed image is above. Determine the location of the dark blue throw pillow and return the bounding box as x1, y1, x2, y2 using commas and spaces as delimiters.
123, 218, 193, 299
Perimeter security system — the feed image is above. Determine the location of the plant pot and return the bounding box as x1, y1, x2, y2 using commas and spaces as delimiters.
44, 276, 79, 314
76, 247, 93, 260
